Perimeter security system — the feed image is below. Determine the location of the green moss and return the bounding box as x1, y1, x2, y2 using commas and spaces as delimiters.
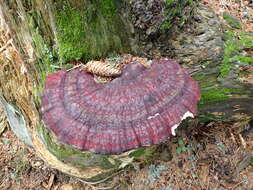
129, 146, 157, 160
193, 73, 219, 89
200, 88, 231, 103
100, 0, 117, 17
239, 32, 253, 48
219, 30, 253, 78
165, 0, 174, 4
38, 125, 119, 169
230, 55, 253, 64
192, 75, 207, 81
11, 151, 29, 178
199, 87, 247, 106
55, 0, 129, 63
56, 8, 86, 62
197, 113, 223, 123
161, 0, 194, 31
200, 81, 216, 89
223, 12, 241, 29
219, 63, 230, 78
27, 12, 60, 106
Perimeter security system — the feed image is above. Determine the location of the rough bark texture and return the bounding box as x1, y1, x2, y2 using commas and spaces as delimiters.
181, 4, 253, 117
0, 0, 252, 180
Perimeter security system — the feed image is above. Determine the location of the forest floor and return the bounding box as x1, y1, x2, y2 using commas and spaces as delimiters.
1, 0, 253, 190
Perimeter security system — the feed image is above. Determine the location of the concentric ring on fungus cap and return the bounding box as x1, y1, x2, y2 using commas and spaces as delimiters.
41, 59, 200, 155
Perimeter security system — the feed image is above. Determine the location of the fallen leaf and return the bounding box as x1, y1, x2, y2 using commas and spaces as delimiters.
47, 173, 55, 190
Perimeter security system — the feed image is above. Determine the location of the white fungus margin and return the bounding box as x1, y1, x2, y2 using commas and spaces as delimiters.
171, 111, 194, 136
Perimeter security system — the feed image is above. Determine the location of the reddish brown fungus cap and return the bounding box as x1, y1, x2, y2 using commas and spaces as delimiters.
41, 59, 200, 155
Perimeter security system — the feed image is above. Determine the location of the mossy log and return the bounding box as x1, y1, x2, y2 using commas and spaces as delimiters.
0, 0, 252, 180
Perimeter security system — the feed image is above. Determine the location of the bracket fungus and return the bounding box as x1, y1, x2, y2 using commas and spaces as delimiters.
41, 59, 200, 155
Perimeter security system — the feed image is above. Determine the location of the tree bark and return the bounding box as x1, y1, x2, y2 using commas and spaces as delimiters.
0, 0, 252, 180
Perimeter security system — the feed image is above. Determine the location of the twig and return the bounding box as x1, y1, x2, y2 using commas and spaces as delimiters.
231, 153, 252, 179
53, 184, 60, 190
75, 170, 123, 189
47, 173, 55, 190
174, 172, 180, 190
229, 180, 244, 190
67, 64, 84, 72
206, 177, 210, 190
238, 134, 247, 149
